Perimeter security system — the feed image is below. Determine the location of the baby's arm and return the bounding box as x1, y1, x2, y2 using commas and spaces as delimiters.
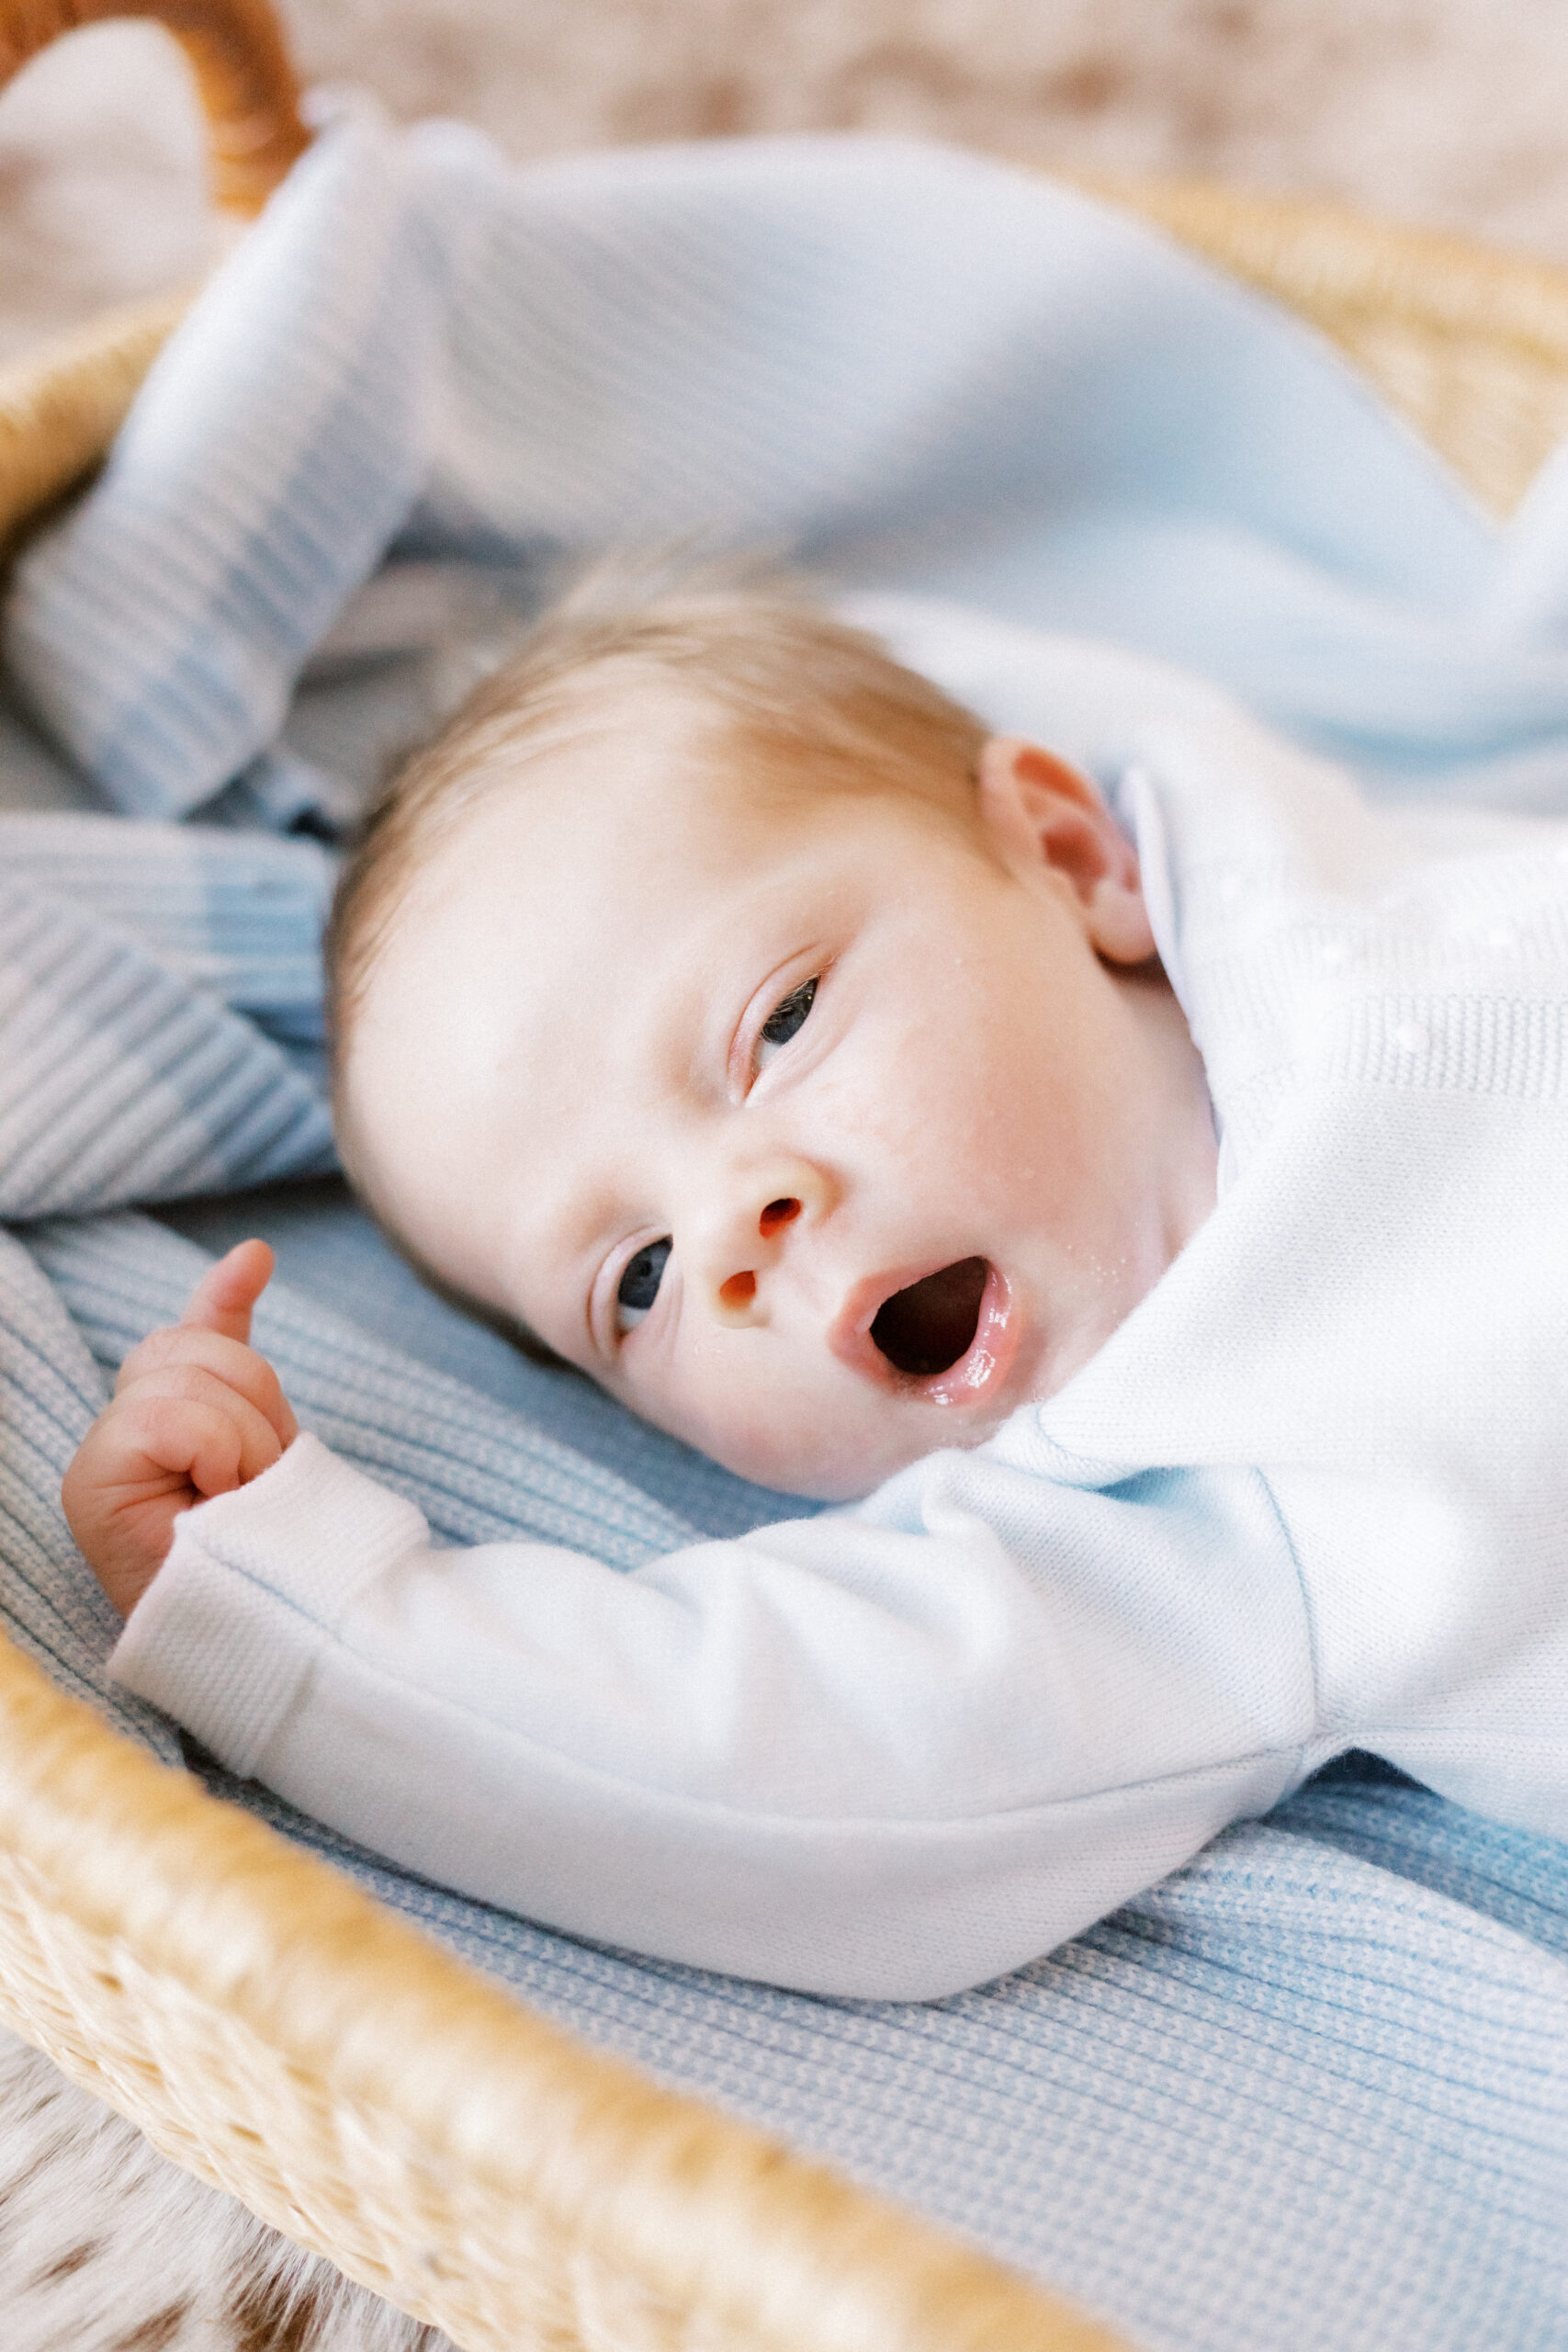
88, 1349, 1312, 1995
62, 1242, 297, 1619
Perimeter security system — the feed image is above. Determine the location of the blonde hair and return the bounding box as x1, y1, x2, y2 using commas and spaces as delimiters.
325, 570, 989, 1053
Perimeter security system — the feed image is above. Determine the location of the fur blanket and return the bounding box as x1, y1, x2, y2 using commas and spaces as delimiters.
0, 2030, 450, 2352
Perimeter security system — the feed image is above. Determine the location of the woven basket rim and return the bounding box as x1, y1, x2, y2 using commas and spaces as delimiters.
1068, 171, 1568, 348
0, 1622, 1123, 2350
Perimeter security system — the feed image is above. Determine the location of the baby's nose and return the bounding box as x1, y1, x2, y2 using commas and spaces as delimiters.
716, 1197, 801, 1313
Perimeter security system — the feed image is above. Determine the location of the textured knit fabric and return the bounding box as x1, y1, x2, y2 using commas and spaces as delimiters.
0, 815, 334, 1219
17, 107, 1568, 831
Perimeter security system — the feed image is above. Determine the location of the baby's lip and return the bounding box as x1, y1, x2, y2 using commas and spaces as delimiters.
829, 1259, 1021, 1410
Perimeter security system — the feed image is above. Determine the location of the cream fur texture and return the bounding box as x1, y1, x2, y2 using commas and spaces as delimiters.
0, 2027, 450, 2352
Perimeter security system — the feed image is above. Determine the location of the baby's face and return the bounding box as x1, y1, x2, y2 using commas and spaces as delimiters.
344, 708, 1213, 1499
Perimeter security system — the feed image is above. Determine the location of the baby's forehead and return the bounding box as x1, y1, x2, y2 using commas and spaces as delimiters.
387, 722, 782, 974
361, 673, 993, 1086
344, 742, 798, 1235
427, 707, 886, 896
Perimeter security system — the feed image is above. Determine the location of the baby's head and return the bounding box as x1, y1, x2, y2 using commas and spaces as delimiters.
327, 576, 1212, 1500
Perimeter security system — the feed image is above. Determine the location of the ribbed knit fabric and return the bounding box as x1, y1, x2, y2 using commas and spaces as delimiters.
18, 108, 1568, 829
0, 819, 335, 1220
0, 814, 334, 1047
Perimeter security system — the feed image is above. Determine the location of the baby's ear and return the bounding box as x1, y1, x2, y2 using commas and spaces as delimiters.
975, 737, 1156, 966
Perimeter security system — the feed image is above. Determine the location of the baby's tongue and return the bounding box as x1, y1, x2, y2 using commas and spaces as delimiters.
870, 1258, 988, 1378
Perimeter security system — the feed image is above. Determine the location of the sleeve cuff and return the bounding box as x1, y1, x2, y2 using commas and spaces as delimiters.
108, 1432, 429, 1778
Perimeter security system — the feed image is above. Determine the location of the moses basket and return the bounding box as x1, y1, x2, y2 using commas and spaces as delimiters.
4, 6, 1568, 2347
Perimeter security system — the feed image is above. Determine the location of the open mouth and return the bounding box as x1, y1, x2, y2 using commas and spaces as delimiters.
869, 1257, 990, 1378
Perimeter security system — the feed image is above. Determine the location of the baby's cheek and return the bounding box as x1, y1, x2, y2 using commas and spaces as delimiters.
691, 1376, 914, 1503
640, 1351, 813, 1494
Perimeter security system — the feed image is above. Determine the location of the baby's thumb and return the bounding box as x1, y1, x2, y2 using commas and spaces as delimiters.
180, 1238, 276, 1343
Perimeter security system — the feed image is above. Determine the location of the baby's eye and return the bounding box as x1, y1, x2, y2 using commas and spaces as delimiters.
756, 976, 818, 1069
615, 1237, 671, 1331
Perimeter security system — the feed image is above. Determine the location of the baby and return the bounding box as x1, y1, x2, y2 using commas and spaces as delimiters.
62, 580, 1568, 1998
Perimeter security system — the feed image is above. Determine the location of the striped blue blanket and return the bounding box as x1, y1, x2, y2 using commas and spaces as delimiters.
3, 117, 1568, 2350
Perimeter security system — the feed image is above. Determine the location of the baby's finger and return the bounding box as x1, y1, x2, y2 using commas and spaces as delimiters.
179, 1239, 276, 1345
114, 1364, 287, 1491
116, 1326, 298, 1446
104, 1387, 252, 1504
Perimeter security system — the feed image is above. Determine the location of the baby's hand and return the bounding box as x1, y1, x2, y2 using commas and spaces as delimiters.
62, 1240, 297, 1619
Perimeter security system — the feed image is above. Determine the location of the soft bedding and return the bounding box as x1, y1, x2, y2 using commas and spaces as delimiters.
4, 115, 1568, 2350
6, 1190, 1568, 2352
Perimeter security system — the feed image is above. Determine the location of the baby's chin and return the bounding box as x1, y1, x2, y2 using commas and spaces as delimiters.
673, 1404, 989, 1506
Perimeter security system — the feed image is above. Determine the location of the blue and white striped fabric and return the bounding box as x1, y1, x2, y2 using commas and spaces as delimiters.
3, 112, 1568, 2349
14, 106, 1568, 829
0, 815, 334, 1218
0, 813, 332, 1051
4, 109, 457, 820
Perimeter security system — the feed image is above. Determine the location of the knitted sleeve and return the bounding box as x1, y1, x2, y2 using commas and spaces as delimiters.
110, 1428, 1311, 1998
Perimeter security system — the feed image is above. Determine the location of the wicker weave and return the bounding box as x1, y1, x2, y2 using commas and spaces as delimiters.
0, 1632, 1122, 2352
0, 289, 188, 553
4, 9, 1568, 2349
0, 0, 308, 549
0, 0, 309, 209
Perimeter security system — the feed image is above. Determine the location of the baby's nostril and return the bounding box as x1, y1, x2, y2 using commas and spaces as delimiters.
719, 1271, 757, 1310
760, 1197, 800, 1237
